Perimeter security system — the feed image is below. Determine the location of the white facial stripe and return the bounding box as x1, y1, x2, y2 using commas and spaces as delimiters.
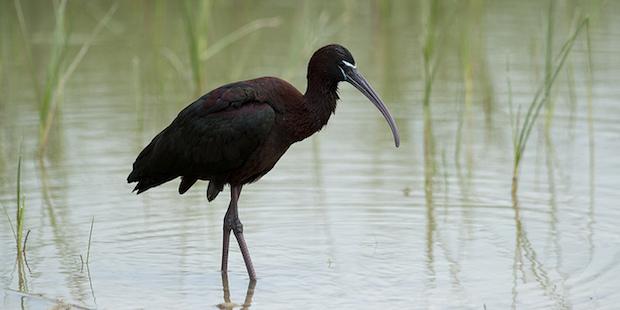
341, 60, 356, 69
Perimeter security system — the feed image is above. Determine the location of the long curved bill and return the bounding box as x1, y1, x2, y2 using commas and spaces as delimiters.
345, 67, 400, 147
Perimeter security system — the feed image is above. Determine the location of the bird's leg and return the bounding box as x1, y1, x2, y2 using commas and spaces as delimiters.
221, 212, 232, 276
221, 190, 237, 276
221, 185, 257, 281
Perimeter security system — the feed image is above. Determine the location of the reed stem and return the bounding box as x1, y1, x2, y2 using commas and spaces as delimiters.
511, 3, 587, 194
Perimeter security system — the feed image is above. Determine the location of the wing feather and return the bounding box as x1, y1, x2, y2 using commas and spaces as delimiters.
128, 81, 276, 195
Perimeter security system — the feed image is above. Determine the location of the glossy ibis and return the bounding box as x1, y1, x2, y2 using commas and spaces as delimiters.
128, 44, 400, 281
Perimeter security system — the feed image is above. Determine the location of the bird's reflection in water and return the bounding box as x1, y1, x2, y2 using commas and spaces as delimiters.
217, 273, 256, 310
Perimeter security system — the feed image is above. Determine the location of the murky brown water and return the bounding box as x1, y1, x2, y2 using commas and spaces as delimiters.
2, 1, 619, 309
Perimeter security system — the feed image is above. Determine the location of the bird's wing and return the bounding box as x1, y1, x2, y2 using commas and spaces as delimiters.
128, 81, 275, 193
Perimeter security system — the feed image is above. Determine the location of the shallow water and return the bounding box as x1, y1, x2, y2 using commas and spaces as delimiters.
1, 1, 619, 309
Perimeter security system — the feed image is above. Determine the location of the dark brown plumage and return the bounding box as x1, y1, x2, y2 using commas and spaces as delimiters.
128, 44, 399, 281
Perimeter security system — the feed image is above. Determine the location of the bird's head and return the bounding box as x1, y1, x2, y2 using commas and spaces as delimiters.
308, 44, 400, 147
308, 44, 357, 83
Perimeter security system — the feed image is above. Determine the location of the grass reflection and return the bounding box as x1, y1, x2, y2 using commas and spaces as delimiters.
511, 197, 570, 309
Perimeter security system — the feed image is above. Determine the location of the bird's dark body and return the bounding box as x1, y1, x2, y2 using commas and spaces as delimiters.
127, 44, 399, 281
127, 76, 334, 201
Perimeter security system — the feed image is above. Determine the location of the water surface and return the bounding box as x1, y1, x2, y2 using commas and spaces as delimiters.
1, 1, 619, 309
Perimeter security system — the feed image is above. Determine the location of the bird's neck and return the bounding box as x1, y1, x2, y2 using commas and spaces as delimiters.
302, 78, 339, 132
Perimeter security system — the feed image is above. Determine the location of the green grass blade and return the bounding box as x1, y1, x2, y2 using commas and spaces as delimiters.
506, 50, 517, 151
513, 17, 588, 171
201, 17, 281, 61
13, 0, 41, 103
16, 140, 24, 253
1, 200, 17, 244
585, 19, 595, 202
517, 18, 587, 159
39, 2, 119, 154
86, 216, 94, 265
180, 0, 211, 92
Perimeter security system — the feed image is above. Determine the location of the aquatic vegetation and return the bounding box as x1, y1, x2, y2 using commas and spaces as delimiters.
180, 1, 281, 95
1, 141, 29, 290
180, 0, 211, 94
584, 20, 595, 204
421, 0, 441, 191
2, 143, 26, 255
13, 0, 118, 156
509, 3, 588, 195
0, 1, 614, 308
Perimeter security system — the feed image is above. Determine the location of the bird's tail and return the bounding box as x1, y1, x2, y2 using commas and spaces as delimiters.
127, 172, 176, 194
